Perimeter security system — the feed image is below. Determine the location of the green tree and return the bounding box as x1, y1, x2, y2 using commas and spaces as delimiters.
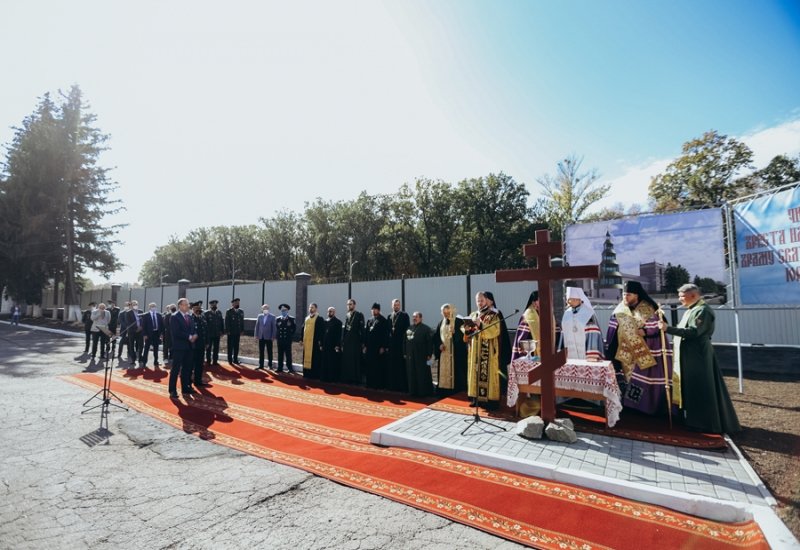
456, 173, 536, 272
692, 275, 718, 295
385, 179, 466, 276
0, 87, 123, 315
535, 155, 611, 239
298, 198, 350, 280
648, 130, 754, 211
582, 202, 643, 223
664, 263, 690, 293
750, 154, 800, 190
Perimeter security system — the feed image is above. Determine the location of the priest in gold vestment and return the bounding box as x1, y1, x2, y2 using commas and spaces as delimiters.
464, 291, 506, 409
301, 303, 325, 379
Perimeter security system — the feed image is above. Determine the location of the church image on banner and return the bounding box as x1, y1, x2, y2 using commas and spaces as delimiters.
564, 209, 728, 305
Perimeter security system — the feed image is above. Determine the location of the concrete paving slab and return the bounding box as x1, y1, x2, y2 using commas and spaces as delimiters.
371, 408, 798, 549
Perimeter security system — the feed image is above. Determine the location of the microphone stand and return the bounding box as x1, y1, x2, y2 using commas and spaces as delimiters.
82, 322, 133, 430
461, 308, 519, 436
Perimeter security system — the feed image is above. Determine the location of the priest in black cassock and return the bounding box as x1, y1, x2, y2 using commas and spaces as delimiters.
364, 303, 390, 389
341, 299, 365, 385
321, 307, 343, 382
387, 299, 411, 392
404, 311, 434, 397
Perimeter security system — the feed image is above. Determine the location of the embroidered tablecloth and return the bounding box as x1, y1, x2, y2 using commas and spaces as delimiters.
508, 358, 622, 427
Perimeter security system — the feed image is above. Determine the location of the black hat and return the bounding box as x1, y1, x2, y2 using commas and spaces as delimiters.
278, 303, 290, 310
231, 297, 240, 303
525, 291, 539, 308
482, 291, 496, 305
371, 302, 380, 310
623, 280, 644, 294
209, 299, 219, 305
190, 301, 203, 308
623, 281, 658, 308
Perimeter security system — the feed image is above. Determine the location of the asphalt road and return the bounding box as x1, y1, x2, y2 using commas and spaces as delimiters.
0, 323, 524, 550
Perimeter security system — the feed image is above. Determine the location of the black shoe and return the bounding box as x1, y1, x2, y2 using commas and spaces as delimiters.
169, 391, 179, 398
256, 366, 265, 371
182, 387, 197, 395
195, 382, 211, 388
154, 362, 161, 367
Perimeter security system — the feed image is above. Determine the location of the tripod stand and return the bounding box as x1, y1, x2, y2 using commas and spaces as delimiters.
460, 309, 518, 436
82, 337, 128, 429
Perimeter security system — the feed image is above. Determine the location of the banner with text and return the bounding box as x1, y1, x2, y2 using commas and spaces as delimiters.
734, 184, 800, 305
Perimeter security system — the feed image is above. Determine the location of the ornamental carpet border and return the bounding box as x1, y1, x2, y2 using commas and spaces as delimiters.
61, 369, 765, 550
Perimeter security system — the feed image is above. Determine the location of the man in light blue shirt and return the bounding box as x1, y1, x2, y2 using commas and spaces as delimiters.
255, 304, 277, 370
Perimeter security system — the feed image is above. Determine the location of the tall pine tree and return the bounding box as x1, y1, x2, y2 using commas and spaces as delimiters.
0, 86, 124, 318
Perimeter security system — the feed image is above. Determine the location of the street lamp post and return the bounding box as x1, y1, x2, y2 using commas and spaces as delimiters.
347, 243, 358, 299
227, 252, 238, 301
159, 269, 169, 310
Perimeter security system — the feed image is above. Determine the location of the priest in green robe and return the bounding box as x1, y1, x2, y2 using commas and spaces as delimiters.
658, 283, 740, 434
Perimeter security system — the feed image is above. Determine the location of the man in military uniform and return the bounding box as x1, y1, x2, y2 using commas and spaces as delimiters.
225, 297, 245, 364
204, 299, 224, 365
276, 303, 296, 373
191, 301, 210, 388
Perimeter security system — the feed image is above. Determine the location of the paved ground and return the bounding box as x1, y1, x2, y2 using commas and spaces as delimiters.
376, 409, 771, 507
0, 324, 524, 550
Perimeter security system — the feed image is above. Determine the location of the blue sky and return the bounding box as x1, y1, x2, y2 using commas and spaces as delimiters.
1, 0, 799, 285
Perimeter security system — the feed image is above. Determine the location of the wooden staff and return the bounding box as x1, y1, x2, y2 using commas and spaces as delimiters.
657, 307, 673, 430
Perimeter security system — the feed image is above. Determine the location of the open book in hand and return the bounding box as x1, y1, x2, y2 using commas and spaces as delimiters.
458, 316, 478, 331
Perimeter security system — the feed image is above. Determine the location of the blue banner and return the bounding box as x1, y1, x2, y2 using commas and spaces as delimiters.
734, 185, 800, 305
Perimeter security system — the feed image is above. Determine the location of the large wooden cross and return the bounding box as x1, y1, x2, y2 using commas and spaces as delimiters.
496, 229, 599, 423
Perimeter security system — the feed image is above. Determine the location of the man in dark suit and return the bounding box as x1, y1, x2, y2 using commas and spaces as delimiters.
169, 298, 198, 398
106, 300, 121, 359
387, 298, 411, 392
125, 300, 144, 364
190, 301, 210, 388
82, 302, 96, 354
275, 304, 296, 373
225, 298, 245, 364
204, 299, 224, 365
117, 302, 131, 360
141, 301, 165, 368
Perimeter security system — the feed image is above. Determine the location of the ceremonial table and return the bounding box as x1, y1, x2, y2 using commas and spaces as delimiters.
508, 358, 622, 427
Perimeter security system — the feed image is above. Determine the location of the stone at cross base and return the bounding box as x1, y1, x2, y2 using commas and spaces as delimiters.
496, 229, 600, 424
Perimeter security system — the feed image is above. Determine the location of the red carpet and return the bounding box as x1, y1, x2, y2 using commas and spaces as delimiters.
430, 392, 727, 450
63, 364, 766, 549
